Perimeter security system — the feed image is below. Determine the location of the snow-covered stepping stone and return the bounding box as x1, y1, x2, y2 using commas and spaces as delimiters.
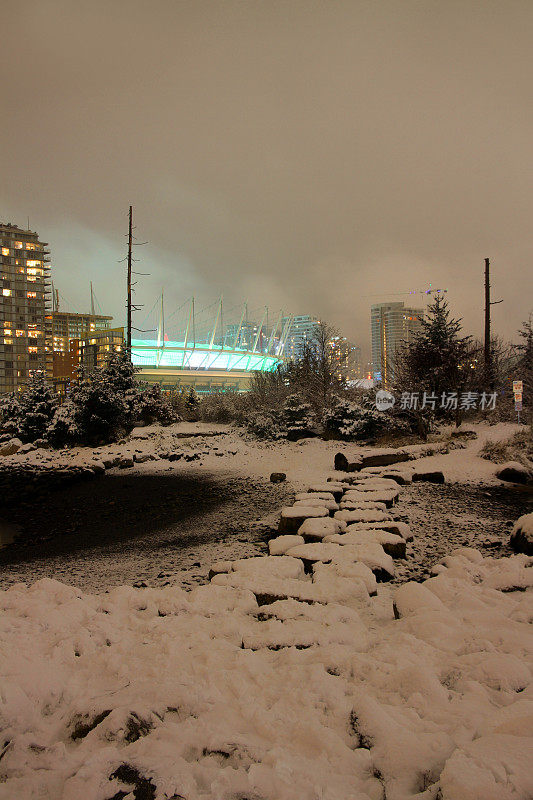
297, 516, 346, 542
340, 500, 387, 511
308, 483, 345, 501
342, 489, 398, 508
279, 505, 328, 533
346, 520, 413, 541
211, 572, 367, 605
334, 509, 392, 524
313, 560, 378, 596
351, 478, 401, 492
293, 497, 339, 512
325, 529, 407, 559
209, 555, 305, 581
268, 535, 305, 555
295, 491, 335, 502
380, 470, 413, 485
285, 541, 395, 581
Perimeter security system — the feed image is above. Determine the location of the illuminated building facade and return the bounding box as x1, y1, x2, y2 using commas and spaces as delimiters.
51, 311, 112, 354
329, 336, 362, 381
371, 302, 424, 386
0, 222, 52, 393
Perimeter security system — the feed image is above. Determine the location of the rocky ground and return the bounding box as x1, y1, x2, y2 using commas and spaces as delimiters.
393, 482, 532, 583
0, 469, 293, 592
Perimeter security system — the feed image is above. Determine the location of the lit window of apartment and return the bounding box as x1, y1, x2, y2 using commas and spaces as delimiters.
4, 338, 13, 344
28, 331, 41, 338
14, 241, 23, 249
26, 243, 36, 250
28, 347, 38, 354
1, 247, 9, 256
27, 291, 37, 299
27, 276, 36, 282
26, 260, 42, 268
2, 288, 12, 296
15, 330, 25, 337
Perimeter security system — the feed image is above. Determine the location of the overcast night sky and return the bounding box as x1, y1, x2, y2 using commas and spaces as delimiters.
1, 0, 531, 357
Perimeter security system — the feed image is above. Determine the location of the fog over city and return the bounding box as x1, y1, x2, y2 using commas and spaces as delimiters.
1, 0, 532, 353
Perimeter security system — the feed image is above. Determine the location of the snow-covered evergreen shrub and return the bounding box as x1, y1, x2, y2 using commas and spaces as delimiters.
134, 384, 178, 426
281, 394, 317, 440
0, 392, 23, 437
48, 353, 137, 447
0, 372, 58, 443
323, 396, 410, 441
245, 410, 284, 439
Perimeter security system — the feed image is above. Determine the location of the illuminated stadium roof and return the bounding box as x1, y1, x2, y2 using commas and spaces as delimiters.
131, 339, 282, 373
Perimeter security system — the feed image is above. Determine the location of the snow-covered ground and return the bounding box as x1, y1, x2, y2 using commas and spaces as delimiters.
1, 421, 532, 799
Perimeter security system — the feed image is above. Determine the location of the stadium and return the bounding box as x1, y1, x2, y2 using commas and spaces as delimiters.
131, 296, 293, 393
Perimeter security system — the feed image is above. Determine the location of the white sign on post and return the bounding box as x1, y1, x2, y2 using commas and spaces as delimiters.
513, 380, 523, 393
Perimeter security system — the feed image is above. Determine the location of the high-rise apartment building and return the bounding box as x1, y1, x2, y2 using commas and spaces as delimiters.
282, 315, 320, 359
371, 302, 424, 386
0, 222, 52, 393
51, 310, 112, 354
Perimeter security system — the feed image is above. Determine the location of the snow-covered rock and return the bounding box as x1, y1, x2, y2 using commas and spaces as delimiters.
495, 461, 531, 485
325, 529, 407, 559
510, 513, 533, 555
0, 438, 22, 456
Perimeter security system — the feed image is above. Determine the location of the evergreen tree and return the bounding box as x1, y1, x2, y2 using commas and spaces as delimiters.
281, 393, 317, 440
395, 295, 475, 424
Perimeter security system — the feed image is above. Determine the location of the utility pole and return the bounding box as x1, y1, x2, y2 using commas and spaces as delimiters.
127, 205, 133, 357
484, 257, 504, 390
484, 257, 491, 387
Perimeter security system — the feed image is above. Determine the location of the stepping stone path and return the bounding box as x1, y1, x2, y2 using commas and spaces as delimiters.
207, 452, 421, 621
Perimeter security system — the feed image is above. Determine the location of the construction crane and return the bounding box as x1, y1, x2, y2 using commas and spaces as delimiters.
365, 284, 448, 299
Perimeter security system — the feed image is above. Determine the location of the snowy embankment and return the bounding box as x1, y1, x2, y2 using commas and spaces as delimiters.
1, 443, 532, 800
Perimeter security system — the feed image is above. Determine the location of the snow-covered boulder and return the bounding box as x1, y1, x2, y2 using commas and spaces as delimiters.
510, 513, 533, 555
278, 505, 328, 533
342, 489, 398, 507
496, 461, 531, 485
333, 452, 362, 472
412, 470, 445, 484
0, 438, 22, 456
393, 581, 447, 618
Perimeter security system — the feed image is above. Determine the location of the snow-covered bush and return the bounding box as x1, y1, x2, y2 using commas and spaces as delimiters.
134, 384, 178, 426
0, 372, 58, 443
282, 393, 317, 441
0, 392, 23, 437
198, 392, 249, 424
185, 387, 200, 419
323, 396, 410, 441
48, 353, 138, 447
245, 410, 284, 439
